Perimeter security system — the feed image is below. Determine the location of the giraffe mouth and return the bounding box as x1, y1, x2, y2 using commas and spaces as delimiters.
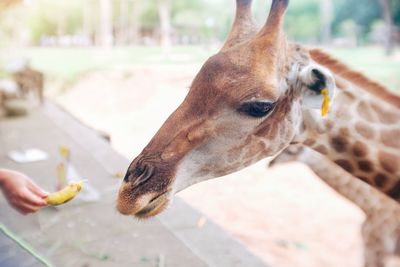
134, 190, 171, 218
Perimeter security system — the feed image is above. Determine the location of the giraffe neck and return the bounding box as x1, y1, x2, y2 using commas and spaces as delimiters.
284, 146, 398, 214
299, 74, 400, 202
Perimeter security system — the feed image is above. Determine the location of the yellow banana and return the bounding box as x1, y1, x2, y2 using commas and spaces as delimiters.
45, 180, 85, 206
113, 171, 124, 178
59, 145, 70, 161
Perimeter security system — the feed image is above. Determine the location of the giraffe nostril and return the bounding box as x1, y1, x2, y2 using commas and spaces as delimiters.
124, 163, 155, 189
123, 171, 131, 182
124, 161, 146, 182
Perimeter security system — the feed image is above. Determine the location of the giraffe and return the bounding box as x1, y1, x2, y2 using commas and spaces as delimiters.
12, 66, 44, 104
271, 145, 400, 267
116, 0, 400, 262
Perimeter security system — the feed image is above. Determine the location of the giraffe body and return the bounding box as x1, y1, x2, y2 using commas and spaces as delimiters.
272, 146, 400, 267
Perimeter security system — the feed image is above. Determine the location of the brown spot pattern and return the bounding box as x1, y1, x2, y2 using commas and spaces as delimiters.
371, 103, 399, 124
315, 145, 328, 155
380, 129, 400, 149
334, 159, 354, 173
357, 160, 374, 172
357, 176, 370, 184
339, 128, 350, 137
304, 138, 316, 146
334, 109, 352, 121
356, 102, 377, 122
334, 79, 348, 91
355, 122, 375, 139
374, 173, 388, 188
245, 140, 267, 159
352, 141, 368, 158
387, 180, 400, 199
338, 91, 355, 103
378, 151, 398, 173
330, 136, 348, 153
300, 122, 307, 132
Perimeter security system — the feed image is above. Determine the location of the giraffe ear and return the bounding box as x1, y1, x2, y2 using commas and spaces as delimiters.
299, 64, 336, 114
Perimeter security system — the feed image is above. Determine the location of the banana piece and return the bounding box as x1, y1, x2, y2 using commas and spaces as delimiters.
45, 180, 85, 206
59, 145, 70, 161
113, 171, 124, 178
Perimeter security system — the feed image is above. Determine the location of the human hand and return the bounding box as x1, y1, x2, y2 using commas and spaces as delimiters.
0, 169, 48, 214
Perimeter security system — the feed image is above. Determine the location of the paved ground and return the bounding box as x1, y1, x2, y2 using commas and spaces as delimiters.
0, 228, 44, 267
0, 103, 268, 267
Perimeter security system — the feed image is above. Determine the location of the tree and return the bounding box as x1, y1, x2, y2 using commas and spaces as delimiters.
116, 0, 128, 45
158, 0, 171, 52
99, 0, 113, 47
82, 0, 92, 41
320, 0, 333, 44
393, 0, 400, 26
332, 0, 381, 42
379, 0, 394, 55
284, 0, 321, 42
129, 0, 142, 45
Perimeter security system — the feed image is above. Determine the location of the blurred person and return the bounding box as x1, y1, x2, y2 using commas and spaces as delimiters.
0, 168, 48, 214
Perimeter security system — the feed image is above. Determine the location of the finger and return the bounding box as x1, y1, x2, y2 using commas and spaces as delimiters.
27, 180, 49, 198
20, 203, 40, 214
20, 188, 48, 206
11, 202, 38, 215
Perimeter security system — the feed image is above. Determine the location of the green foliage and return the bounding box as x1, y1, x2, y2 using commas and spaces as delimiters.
1, 0, 399, 45
0, 8, 26, 44
140, 1, 159, 28
285, 0, 320, 41
140, 0, 212, 29
20, 46, 400, 90
332, 0, 381, 37
171, 0, 205, 17
171, 0, 207, 29
28, 9, 58, 42
27, 0, 84, 43
251, 0, 322, 41
393, 0, 400, 26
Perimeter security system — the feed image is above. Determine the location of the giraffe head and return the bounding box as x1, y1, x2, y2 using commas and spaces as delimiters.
117, 0, 337, 217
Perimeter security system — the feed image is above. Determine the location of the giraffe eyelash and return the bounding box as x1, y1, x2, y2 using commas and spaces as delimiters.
237, 101, 276, 118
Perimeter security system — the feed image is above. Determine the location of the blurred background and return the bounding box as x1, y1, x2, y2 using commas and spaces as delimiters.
0, 0, 399, 267
0, 0, 399, 88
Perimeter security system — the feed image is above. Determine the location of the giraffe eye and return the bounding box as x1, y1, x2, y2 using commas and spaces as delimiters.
237, 101, 276, 118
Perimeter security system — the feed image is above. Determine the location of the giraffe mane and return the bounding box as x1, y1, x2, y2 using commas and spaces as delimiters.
309, 48, 400, 109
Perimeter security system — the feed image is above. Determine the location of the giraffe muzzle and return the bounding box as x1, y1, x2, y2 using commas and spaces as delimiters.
117, 158, 176, 217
